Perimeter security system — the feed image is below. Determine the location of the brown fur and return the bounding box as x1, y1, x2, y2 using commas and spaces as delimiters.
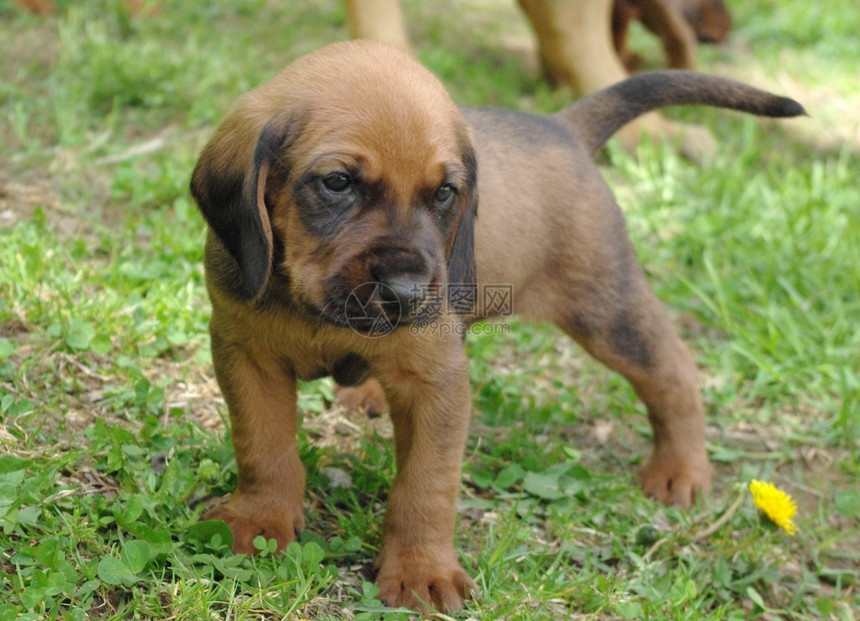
679, 0, 732, 44
15, 0, 55, 14
190, 40, 803, 612
16, 0, 153, 16
613, 0, 732, 71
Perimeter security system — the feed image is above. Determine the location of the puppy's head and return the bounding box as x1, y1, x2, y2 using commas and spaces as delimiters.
191, 41, 477, 333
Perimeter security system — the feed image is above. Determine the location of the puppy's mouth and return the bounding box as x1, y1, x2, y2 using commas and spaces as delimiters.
318, 273, 443, 336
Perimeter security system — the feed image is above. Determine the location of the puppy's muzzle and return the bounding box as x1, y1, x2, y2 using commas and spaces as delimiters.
321, 245, 439, 334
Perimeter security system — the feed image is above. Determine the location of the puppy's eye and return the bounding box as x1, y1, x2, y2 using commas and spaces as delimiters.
320, 172, 352, 194
432, 184, 455, 209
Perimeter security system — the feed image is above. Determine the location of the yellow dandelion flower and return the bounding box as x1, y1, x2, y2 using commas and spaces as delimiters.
749, 480, 798, 535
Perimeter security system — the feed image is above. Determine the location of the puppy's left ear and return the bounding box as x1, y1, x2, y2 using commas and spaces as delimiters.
190, 117, 292, 300
446, 140, 478, 313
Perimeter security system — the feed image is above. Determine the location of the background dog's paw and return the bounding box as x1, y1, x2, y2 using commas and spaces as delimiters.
615, 114, 717, 163
334, 378, 389, 417
202, 497, 304, 554
675, 122, 718, 163
376, 546, 476, 612
638, 455, 711, 508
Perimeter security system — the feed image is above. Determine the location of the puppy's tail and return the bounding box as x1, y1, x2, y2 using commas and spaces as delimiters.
557, 70, 806, 157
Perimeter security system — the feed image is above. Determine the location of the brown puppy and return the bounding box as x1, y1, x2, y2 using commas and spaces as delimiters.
190, 40, 803, 612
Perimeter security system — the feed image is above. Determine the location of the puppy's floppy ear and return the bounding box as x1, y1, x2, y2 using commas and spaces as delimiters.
190, 117, 291, 300
445, 138, 478, 313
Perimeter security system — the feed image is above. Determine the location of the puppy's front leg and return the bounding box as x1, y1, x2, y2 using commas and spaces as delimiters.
374, 347, 475, 612
203, 329, 305, 553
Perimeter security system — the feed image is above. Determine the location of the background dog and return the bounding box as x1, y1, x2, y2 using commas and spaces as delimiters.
190, 40, 802, 611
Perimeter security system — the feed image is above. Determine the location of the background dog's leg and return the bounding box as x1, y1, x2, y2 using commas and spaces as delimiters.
345, 0, 412, 54
635, 0, 698, 69
373, 349, 475, 612
518, 0, 630, 97
202, 333, 306, 553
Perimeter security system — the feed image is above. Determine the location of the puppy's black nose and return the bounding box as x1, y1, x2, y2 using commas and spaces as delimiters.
376, 274, 427, 313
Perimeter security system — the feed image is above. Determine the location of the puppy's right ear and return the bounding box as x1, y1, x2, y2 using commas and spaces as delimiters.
190, 117, 291, 300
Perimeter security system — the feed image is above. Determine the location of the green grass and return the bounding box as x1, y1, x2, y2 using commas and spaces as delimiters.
1, 0, 858, 618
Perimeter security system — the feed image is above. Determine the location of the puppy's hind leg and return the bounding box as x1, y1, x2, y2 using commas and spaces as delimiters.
547, 257, 711, 507
334, 377, 389, 417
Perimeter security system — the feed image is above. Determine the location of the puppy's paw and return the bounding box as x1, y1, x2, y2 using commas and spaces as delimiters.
334, 378, 389, 417
202, 495, 304, 554
638, 451, 711, 508
376, 544, 475, 612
